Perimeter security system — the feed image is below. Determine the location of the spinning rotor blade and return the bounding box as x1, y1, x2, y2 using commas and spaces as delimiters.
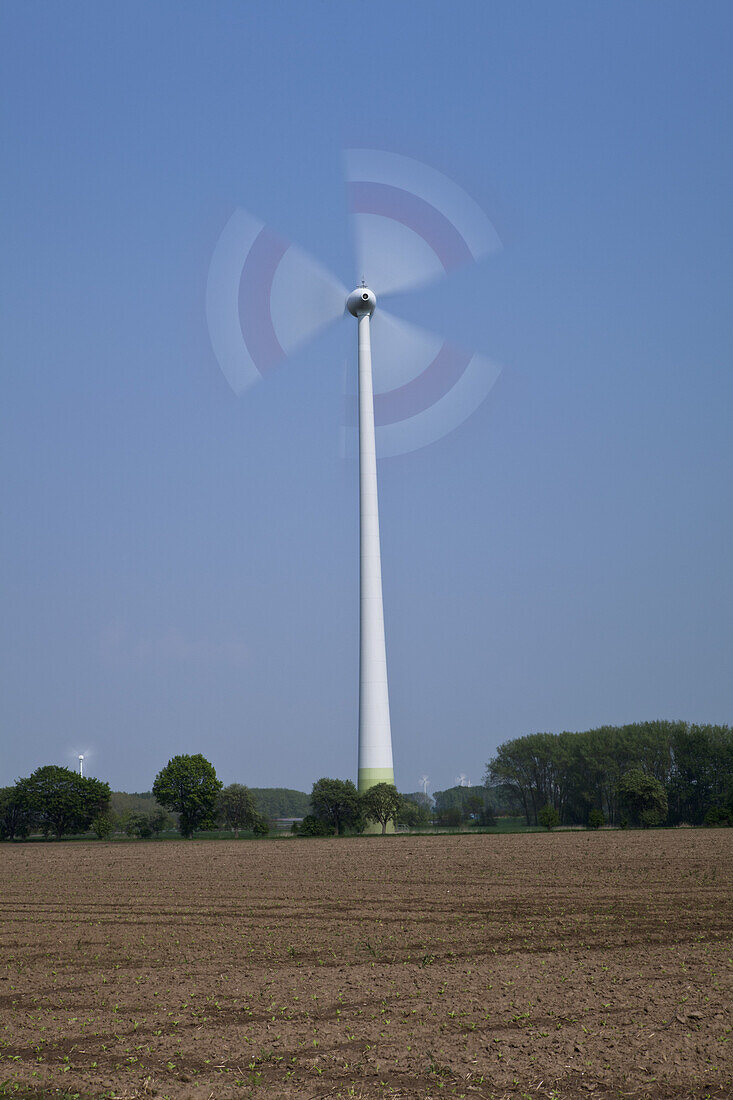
346, 309, 501, 458
345, 149, 501, 297
206, 208, 346, 394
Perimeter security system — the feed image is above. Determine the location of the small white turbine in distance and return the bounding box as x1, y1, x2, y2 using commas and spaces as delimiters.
420, 774, 430, 798
68, 746, 93, 776
456, 773, 469, 788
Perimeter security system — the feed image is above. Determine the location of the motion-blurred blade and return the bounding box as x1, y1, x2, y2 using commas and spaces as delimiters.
345, 149, 501, 297
344, 309, 501, 458
206, 208, 346, 394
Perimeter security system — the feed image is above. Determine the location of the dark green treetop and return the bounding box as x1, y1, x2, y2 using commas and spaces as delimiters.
14, 765, 110, 838
361, 782, 402, 835
152, 754, 222, 839
538, 803, 560, 830
217, 783, 265, 837
616, 768, 668, 828
0, 786, 34, 840
310, 777, 362, 836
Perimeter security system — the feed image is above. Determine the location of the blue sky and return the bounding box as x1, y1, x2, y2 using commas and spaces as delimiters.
2, 1, 731, 794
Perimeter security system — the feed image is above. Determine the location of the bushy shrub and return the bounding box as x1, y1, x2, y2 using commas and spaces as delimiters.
538, 804, 560, 830
121, 812, 152, 838
588, 809, 604, 830
436, 806, 463, 829
397, 795, 432, 829
704, 805, 732, 827
92, 814, 114, 840
294, 814, 335, 837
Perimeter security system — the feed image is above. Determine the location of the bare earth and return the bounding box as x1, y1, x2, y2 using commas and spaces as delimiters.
0, 830, 731, 1100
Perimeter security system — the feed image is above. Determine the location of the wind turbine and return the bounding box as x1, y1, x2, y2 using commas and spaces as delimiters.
456, 773, 469, 788
69, 746, 92, 776
206, 149, 502, 801
420, 774, 430, 798
346, 283, 393, 792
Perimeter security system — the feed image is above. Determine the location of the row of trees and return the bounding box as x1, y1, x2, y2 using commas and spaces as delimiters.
296, 778, 403, 836
0, 756, 269, 841
430, 785, 497, 828
486, 721, 733, 827
0, 759, 413, 841
299, 779, 499, 835
7, 720, 729, 840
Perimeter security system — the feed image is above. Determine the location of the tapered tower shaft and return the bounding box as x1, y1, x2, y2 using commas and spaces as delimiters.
356, 307, 394, 794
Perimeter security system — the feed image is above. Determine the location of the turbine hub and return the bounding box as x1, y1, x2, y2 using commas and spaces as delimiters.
346, 285, 376, 316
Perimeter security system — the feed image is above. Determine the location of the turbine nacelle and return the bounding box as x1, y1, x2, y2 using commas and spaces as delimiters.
346, 286, 376, 317
206, 149, 503, 456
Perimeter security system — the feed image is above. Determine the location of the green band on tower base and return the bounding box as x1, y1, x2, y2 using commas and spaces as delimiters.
358, 767, 395, 793
359, 767, 397, 834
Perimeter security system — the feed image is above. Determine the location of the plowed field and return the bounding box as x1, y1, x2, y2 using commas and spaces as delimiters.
0, 830, 731, 1099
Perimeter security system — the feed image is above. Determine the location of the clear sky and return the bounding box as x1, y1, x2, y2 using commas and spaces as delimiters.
2, 1, 731, 795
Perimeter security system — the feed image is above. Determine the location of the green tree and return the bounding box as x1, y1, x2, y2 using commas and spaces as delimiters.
0, 786, 34, 840
538, 803, 560, 830
361, 783, 401, 835
704, 805, 733, 827
617, 768, 668, 828
587, 808, 604, 829
310, 778, 362, 836
433, 787, 468, 827
294, 814, 335, 837
433, 785, 496, 828
15, 766, 110, 838
218, 783, 260, 837
248, 788, 311, 818
149, 807, 172, 835
397, 793, 432, 829
487, 734, 567, 825
465, 790, 496, 827
438, 806, 464, 829
91, 813, 114, 840
669, 724, 733, 824
152, 754, 222, 839
122, 811, 155, 838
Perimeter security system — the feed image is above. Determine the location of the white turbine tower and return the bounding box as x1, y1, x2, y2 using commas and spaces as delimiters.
206, 149, 503, 806
420, 774, 430, 798
78, 754, 84, 778
346, 285, 393, 794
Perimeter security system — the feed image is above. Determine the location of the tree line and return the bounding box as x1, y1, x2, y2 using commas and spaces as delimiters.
5, 721, 730, 840
0, 756, 269, 841
486, 720, 733, 828
0, 757, 408, 840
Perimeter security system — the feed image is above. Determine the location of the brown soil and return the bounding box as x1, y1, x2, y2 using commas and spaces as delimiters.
0, 830, 731, 1099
